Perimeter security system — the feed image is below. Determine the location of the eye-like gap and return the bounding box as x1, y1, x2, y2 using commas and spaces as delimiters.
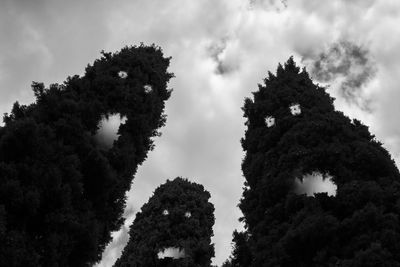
118, 71, 128, 79
184, 211, 191, 218
144, 84, 153, 93
289, 103, 301, 116
265, 116, 275, 128
162, 209, 169, 216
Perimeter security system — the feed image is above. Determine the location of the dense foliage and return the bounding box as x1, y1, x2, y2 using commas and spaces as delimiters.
222, 231, 252, 267
114, 177, 215, 267
233, 58, 400, 266
0, 44, 173, 266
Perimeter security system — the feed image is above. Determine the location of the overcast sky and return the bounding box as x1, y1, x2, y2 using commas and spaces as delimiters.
2, 0, 400, 265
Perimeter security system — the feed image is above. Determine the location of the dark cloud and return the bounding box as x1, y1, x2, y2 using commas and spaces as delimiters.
207, 38, 239, 75
302, 41, 377, 110
208, 39, 228, 75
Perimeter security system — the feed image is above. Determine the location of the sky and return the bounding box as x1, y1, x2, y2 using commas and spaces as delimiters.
1, 0, 400, 265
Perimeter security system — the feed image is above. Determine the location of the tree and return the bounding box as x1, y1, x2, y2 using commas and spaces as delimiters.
222, 231, 252, 267
235, 57, 400, 266
114, 177, 215, 267
0, 44, 173, 266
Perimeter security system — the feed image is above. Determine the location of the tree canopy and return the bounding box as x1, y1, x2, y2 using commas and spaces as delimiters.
0, 44, 173, 266
232, 57, 400, 266
222, 231, 252, 267
114, 177, 215, 267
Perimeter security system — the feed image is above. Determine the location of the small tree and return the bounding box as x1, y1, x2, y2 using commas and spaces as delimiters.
0, 44, 173, 266
236, 57, 400, 266
114, 177, 215, 267
222, 231, 252, 267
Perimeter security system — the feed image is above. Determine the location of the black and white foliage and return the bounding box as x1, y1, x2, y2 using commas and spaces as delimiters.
114, 177, 215, 267
228, 57, 400, 266
0, 44, 173, 266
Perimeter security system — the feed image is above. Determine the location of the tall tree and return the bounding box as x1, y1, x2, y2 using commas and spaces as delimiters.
236, 57, 400, 266
0, 44, 173, 266
114, 177, 215, 267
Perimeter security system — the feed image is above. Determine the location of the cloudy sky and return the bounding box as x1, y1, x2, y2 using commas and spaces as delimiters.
2, 0, 400, 265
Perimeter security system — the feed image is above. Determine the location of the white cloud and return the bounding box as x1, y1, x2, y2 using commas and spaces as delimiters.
94, 113, 127, 149
157, 247, 186, 259
294, 172, 337, 197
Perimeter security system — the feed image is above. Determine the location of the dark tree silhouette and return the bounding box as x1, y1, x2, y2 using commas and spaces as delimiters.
222, 231, 252, 267
0, 44, 173, 267
114, 177, 215, 267
233, 57, 400, 266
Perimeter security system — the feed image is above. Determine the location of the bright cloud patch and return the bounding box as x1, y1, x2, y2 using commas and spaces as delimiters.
94, 113, 127, 149
294, 171, 337, 197
157, 247, 186, 259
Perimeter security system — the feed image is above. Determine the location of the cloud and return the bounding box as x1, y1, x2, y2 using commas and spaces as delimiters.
208, 38, 230, 75
294, 172, 337, 197
94, 114, 127, 149
157, 247, 186, 259
207, 37, 244, 75
302, 41, 377, 110
250, 0, 288, 11
0, 0, 110, 115
97, 224, 130, 267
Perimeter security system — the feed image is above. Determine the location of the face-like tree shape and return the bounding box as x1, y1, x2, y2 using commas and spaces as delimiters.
0, 44, 173, 266
237, 57, 400, 266
115, 177, 215, 267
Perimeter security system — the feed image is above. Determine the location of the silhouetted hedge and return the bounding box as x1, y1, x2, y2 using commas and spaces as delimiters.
114, 177, 215, 267
229, 58, 400, 266
0, 44, 173, 266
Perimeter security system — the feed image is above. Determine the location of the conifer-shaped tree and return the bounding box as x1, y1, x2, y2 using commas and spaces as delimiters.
222, 231, 252, 267
236, 58, 400, 266
114, 177, 215, 267
0, 44, 173, 266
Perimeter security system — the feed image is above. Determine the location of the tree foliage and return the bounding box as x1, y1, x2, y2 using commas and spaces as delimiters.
0, 44, 173, 266
222, 231, 252, 267
114, 177, 215, 267
233, 57, 400, 266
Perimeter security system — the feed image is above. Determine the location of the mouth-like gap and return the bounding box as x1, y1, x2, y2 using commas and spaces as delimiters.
157, 247, 186, 259
294, 171, 337, 197
94, 113, 127, 149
